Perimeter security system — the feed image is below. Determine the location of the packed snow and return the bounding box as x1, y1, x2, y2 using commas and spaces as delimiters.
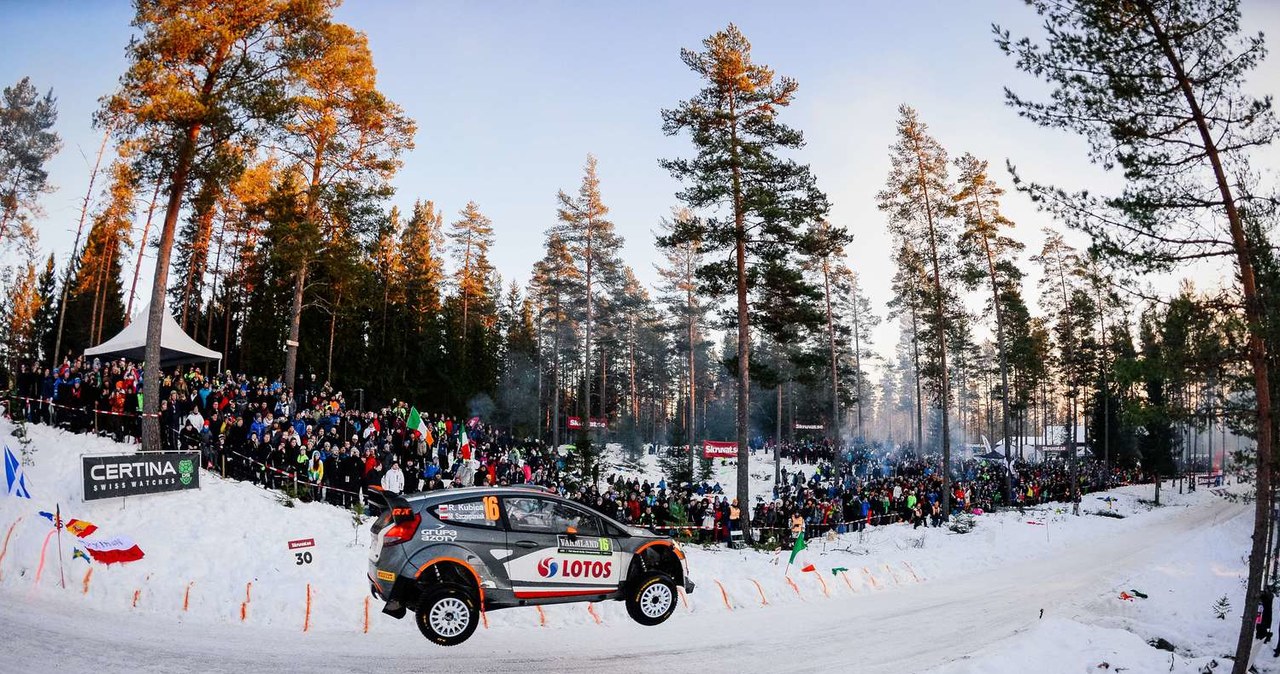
0, 418, 1269, 673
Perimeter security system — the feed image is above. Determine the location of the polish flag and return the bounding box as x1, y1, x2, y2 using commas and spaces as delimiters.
82, 536, 145, 564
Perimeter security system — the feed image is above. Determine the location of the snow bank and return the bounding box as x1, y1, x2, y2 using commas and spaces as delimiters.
0, 419, 1266, 674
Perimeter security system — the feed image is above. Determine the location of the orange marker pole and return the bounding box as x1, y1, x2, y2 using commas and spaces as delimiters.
0, 516, 24, 581
883, 564, 902, 585
713, 580, 733, 610
183, 581, 194, 611
840, 570, 856, 592
82, 567, 93, 595
749, 579, 769, 605
33, 528, 56, 585
536, 604, 547, 626
303, 583, 312, 632
481, 609, 489, 629
240, 602, 248, 622
862, 567, 881, 590
587, 602, 602, 625
245, 581, 253, 604
814, 572, 830, 597
363, 596, 370, 633
785, 575, 803, 599
678, 586, 691, 612
132, 589, 141, 608
902, 561, 923, 583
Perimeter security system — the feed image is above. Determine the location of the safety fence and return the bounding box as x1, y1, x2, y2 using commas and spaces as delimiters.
217, 448, 367, 502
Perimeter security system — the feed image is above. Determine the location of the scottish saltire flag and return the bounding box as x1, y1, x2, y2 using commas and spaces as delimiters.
3, 445, 31, 499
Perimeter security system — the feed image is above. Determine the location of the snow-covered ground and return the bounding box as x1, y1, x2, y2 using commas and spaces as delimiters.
0, 418, 1268, 673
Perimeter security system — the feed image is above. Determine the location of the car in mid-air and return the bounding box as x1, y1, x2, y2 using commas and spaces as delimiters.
366, 485, 694, 645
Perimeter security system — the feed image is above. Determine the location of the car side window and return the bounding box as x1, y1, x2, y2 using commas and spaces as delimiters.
430, 496, 502, 528
505, 497, 603, 537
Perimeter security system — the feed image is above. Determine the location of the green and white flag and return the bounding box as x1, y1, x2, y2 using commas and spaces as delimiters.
407, 406, 427, 438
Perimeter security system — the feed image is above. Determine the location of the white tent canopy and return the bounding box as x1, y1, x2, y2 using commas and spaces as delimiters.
84, 310, 222, 367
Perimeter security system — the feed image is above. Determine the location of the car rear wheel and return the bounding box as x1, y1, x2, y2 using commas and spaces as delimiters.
625, 571, 678, 626
415, 585, 479, 646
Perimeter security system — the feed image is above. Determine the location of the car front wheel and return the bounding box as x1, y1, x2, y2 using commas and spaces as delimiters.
625, 571, 678, 626
415, 585, 479, 646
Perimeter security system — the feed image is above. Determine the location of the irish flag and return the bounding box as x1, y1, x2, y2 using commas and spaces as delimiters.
407, 407, 427, 439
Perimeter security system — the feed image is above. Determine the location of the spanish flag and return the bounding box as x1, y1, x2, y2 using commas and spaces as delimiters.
65, 518, 98, 538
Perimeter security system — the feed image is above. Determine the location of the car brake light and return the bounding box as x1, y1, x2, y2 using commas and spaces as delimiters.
383, 513, 420, 547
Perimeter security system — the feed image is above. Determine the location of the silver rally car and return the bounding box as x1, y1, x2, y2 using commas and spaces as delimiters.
367, 485, 694, 645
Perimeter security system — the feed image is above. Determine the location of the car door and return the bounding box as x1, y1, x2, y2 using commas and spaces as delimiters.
502, 495, 619, 599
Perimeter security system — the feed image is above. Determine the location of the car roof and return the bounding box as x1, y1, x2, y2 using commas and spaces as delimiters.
406, 485, 557, 503
406, 486, 667, 540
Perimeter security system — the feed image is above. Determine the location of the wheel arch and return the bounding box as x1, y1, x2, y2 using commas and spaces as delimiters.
413, 553, 485, 607
626, 540, 684, 588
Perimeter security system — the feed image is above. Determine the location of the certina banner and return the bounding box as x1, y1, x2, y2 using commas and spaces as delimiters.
82, 452, 200, 501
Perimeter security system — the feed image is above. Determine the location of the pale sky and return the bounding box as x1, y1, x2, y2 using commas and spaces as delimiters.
3, 0, 1278, 366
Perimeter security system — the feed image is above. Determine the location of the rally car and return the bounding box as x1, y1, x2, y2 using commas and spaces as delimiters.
366, 485, 694, 645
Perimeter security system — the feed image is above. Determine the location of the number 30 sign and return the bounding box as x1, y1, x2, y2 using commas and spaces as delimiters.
288, 538, 315, 565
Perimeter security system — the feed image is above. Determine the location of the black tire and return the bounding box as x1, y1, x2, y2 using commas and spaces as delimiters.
415, 584, 479, 646
625, 571, 678, 626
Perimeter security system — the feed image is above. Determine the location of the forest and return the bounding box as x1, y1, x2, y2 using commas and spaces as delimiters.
3, 1, 1279, 668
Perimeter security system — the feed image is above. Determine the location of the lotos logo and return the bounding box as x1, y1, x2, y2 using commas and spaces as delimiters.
537, 557, 612, 579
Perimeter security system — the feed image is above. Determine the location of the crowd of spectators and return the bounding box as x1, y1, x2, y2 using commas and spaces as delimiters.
7, 356, 1143, 548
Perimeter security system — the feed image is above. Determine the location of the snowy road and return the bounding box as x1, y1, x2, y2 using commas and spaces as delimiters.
2, 494, 1244, 674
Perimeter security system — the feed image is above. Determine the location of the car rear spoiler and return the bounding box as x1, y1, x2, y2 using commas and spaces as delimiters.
366, 486, 415, 523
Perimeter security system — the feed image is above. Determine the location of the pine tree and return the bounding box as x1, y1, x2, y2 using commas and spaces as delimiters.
275, 18, 416, 390
32, 253, 57, 363
888, 242, 930, 454
554, 155, 623, 481
659, 25, 830, 534
100, 0, 329, 451
449, 200, 494, 344
996, 3, 1277, 664
954, 152, 1024, 505
2, 256, 42, 371
497, 281, 540, 436
609, 266, 654, 456
812, 219, 854, 463
402, 201, 445, 321
1134, 309, 1177, 502
213, 159, 275, 370
878, 104, 959, 517
0, 76, 60, 250
170, 177, 222, 331
1032, 229, 1095, 500
61, 161, 135, 355
531, 232, 582, 452
656, 209, 706, 477
840, 269, 880, 440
